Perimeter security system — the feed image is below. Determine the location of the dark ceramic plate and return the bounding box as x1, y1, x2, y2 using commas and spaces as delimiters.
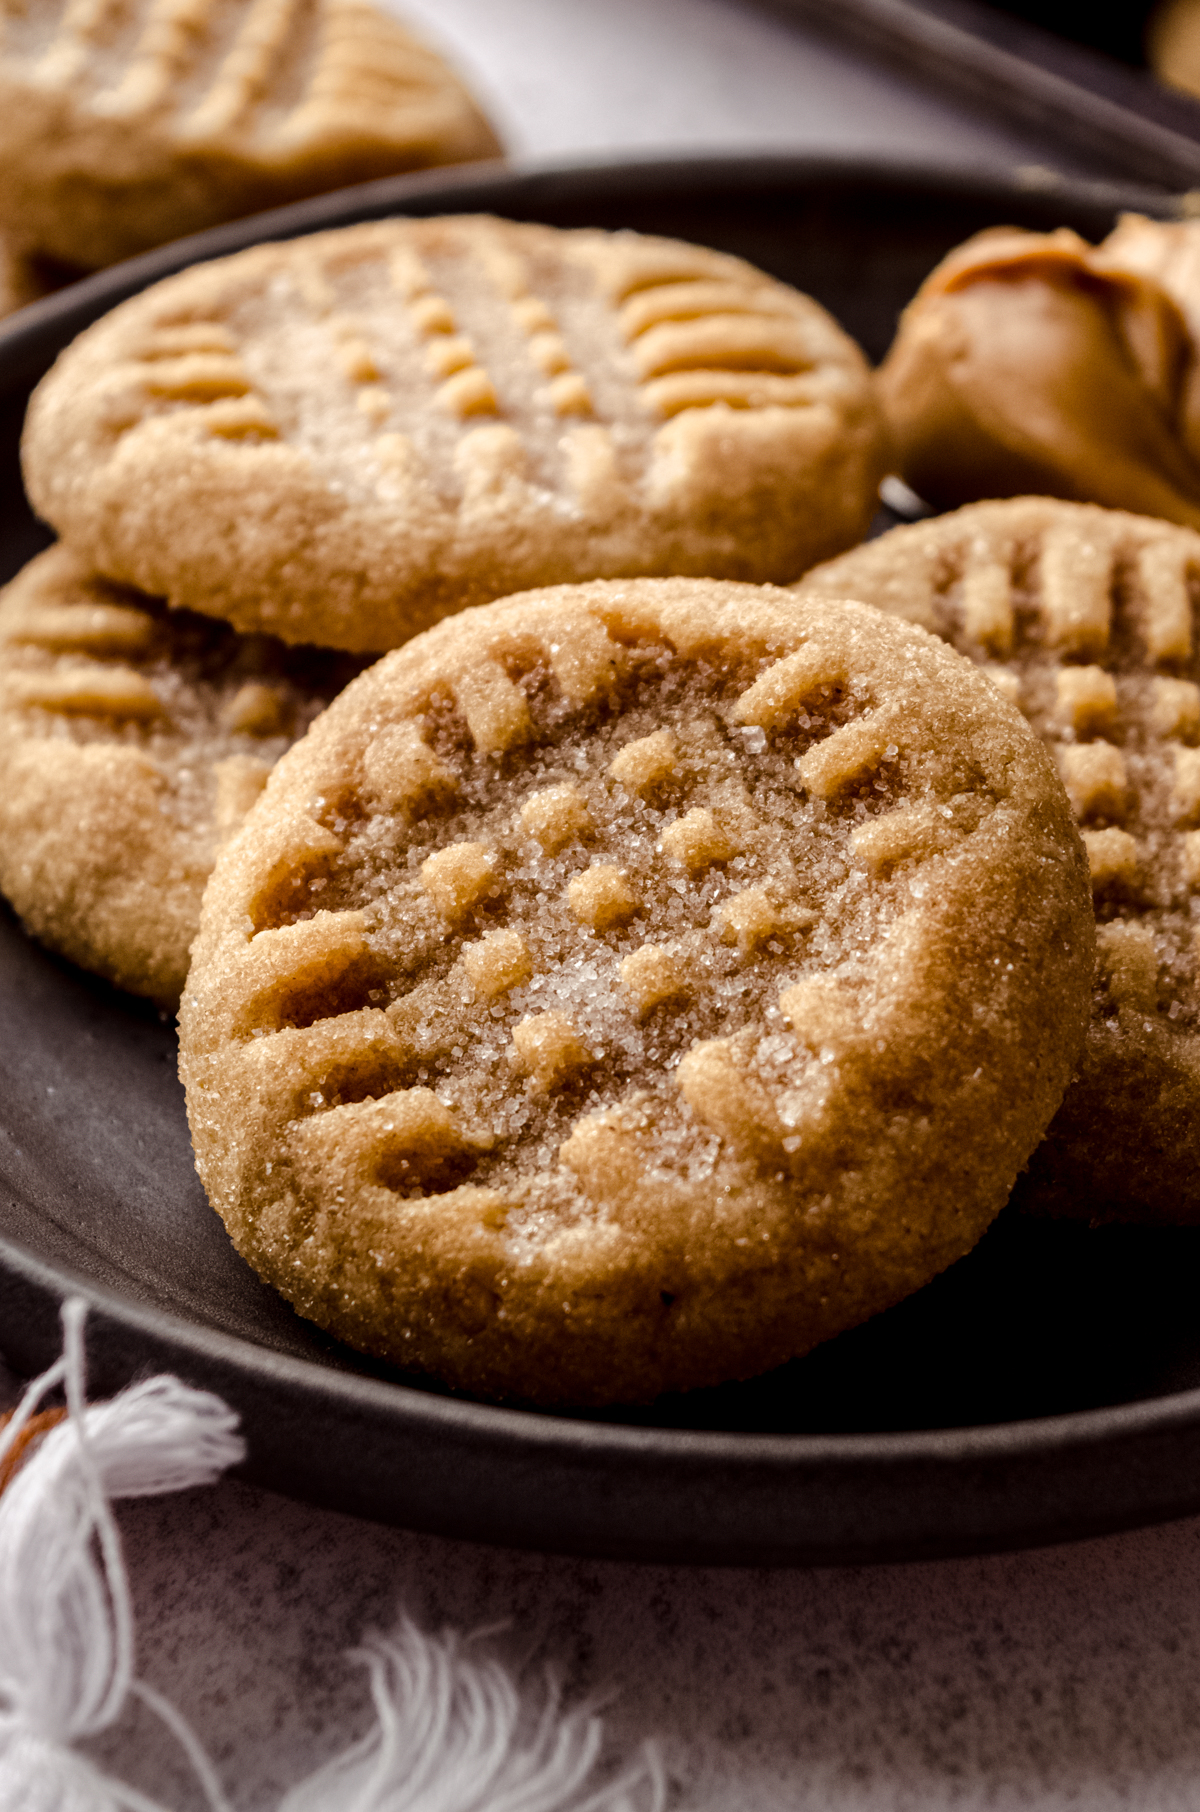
3, 153, 1200, 1566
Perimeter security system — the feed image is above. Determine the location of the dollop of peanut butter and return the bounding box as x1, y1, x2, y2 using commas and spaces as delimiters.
880, 221, 1200, 529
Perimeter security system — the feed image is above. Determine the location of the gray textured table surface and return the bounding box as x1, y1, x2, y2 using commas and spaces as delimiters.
90, 1482, 1200, 1810
29, 2, 1200, 1806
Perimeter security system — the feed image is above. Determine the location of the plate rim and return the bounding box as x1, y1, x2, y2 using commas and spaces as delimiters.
0, 147, 1183, 395
8, 1210, 1200, 1472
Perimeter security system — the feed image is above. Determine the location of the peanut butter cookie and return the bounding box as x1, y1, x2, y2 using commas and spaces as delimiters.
0, 0, 499, 270
0, 544, 362, 1004
180, 577, 1092, 1404
797, 495, 1200, 1223
23, 217, 887, 652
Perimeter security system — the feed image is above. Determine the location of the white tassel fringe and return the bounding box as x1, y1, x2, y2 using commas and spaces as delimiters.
0, 1298, 243, 1812
278, 1622, 665, 1812
0, 1302, 666, 1812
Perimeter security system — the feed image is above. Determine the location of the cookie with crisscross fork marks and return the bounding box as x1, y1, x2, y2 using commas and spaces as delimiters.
0, 0, 498, 270
795, 495, 1200, 1224
23, 218, 886, 653
0, 544, 363, 1003
179, 577, 1092, 1405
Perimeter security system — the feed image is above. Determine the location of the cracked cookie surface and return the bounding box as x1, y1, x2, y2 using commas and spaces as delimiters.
24, 216, 886, 651
0, 543, 362, 1003
797, 495, 1200, 1224
180, 576, 1093, 1404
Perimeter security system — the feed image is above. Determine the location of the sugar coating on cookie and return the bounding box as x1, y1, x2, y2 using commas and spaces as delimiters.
180, 577, 1093, 1405
0, 544, 362, 1003
796, 496, 1200, 1224
0, 0, 499, 270
24, 217, 887, 651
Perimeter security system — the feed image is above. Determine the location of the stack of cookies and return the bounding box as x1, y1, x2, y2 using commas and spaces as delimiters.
1, 209, 1129, 1406
7, 215, 890, 1003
